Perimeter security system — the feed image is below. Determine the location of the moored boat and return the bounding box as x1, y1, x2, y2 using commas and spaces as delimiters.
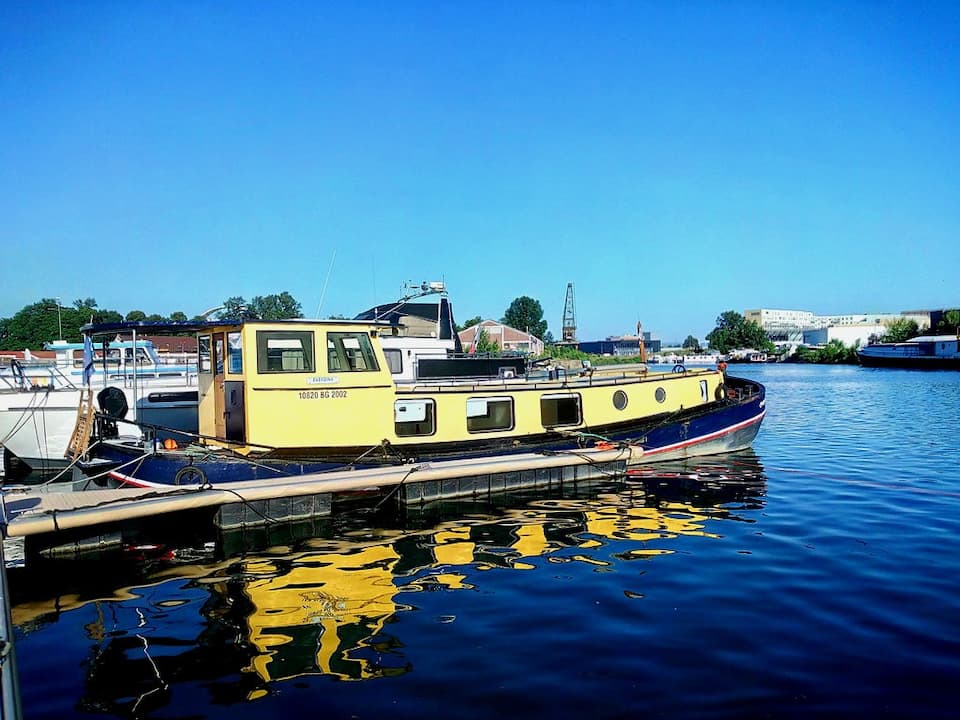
74, 298, 766, 488
0, 336, 200, 474
857, 335, 960, 370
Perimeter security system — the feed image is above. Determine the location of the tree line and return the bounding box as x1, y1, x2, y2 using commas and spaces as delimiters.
0, 291, 545, 351
0, 293, 304, 349
7, 290, 949, 362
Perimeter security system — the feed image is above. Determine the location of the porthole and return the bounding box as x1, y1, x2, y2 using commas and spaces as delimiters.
655, 387, 666, 403
612, 390, 628, 411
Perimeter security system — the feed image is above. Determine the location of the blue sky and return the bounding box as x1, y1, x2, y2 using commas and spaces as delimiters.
2, 1, 958, 342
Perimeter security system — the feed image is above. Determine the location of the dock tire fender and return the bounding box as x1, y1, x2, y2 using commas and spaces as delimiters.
715, 383, 726, 401
175, 465, 208, 486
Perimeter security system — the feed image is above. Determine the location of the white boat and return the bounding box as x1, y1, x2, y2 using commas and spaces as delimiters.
652, 353, 725, 366
0, 337, 198, 475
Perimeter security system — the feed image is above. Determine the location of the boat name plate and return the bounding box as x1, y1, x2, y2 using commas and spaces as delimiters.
306, 376, 340, 385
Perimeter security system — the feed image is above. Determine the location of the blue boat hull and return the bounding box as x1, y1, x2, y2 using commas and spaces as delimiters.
858, 353, 960, 370
80, 377, 765, 489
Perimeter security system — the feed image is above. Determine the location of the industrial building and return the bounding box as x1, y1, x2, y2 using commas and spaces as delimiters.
578, 333, 661, 357
745, 307, 942, 347
802, 325, 887, 349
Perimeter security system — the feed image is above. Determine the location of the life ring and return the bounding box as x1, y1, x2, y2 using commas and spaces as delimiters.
672, 364, 686, 374
715, 383, 727, 401
174, 466, 208, 486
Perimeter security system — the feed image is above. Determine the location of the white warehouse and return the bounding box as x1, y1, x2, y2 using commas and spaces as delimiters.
802, 324, 887, 348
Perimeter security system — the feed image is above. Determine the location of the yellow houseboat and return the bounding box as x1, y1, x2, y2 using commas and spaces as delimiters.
79, 306, 765, 487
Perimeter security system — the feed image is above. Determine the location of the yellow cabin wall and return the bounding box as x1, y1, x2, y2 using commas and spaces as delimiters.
197, 362, 218, 439
196, 321, 725, 450
395, 371, 721, 446
239, 322, 396, 448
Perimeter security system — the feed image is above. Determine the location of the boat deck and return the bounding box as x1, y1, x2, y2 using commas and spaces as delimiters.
398, 365, 713, 392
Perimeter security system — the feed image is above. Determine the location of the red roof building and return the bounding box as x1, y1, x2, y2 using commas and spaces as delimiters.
457, 320, 544, 355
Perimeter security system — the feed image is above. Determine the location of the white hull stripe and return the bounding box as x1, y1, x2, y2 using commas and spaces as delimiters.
107, 470, 169, 489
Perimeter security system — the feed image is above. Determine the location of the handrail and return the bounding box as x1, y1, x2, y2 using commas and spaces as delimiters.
399, 366, 717, 394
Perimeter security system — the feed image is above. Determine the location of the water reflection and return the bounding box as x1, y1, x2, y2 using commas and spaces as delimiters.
12, 451, 766, 712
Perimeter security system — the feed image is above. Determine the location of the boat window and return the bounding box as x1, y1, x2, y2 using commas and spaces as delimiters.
612, 390, 628, 411
86, 348, 121, 369
327, 332, 380, 373
214, 336, 225, 374
256, 331, 315, 373
700, 380, 708, 403
467, 396, 514, 433
384, 348, 403, 374
655, 387, 666, 403
540, 393, 581, 428
199, 335, 212, 374
395, 399, 435, 436
101, 349, 121, 368
227, 332, 243, 374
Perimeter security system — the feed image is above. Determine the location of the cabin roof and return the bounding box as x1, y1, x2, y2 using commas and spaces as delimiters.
354, 297, 462, 351
80, 320, 227, 336
908, 335, 959, 343
80, 318, 387, 336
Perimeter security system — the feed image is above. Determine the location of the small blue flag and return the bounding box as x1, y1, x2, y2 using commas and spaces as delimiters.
82, 335, 94, 386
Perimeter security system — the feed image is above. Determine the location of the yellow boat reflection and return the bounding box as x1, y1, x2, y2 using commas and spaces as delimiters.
12, 452, 767, 698
242, 544, 406, 682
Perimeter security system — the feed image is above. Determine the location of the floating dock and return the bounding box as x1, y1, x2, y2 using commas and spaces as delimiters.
1, 446, 641, 545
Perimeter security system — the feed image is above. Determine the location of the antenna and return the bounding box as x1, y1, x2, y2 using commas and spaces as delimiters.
562, 283, 577, 343
315, 250, 337, 318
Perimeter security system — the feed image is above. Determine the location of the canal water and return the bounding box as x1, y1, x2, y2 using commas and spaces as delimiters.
6, 364, 960, 719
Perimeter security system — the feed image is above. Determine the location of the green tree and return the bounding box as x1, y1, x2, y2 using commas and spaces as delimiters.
937, 309, 960, 334
682, 335, 701, 352
220, 296, 255, 318
793, 339, 859, 364
502, 296, 548, 341
819, 339, 853, 363
72, 298, 98, 311
882, 318, 919, 342
706, 311, 774, 353
169, 311, 188, 322
475, 328, 500, 354
456, 315, 482, 332
250, 291, 303, 320
125, 310, 147, 322
94, 310, 123, 324
2, 299, 66, 346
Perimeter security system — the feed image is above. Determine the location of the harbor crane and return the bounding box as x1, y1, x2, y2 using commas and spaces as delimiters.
562, 283, 577, 343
